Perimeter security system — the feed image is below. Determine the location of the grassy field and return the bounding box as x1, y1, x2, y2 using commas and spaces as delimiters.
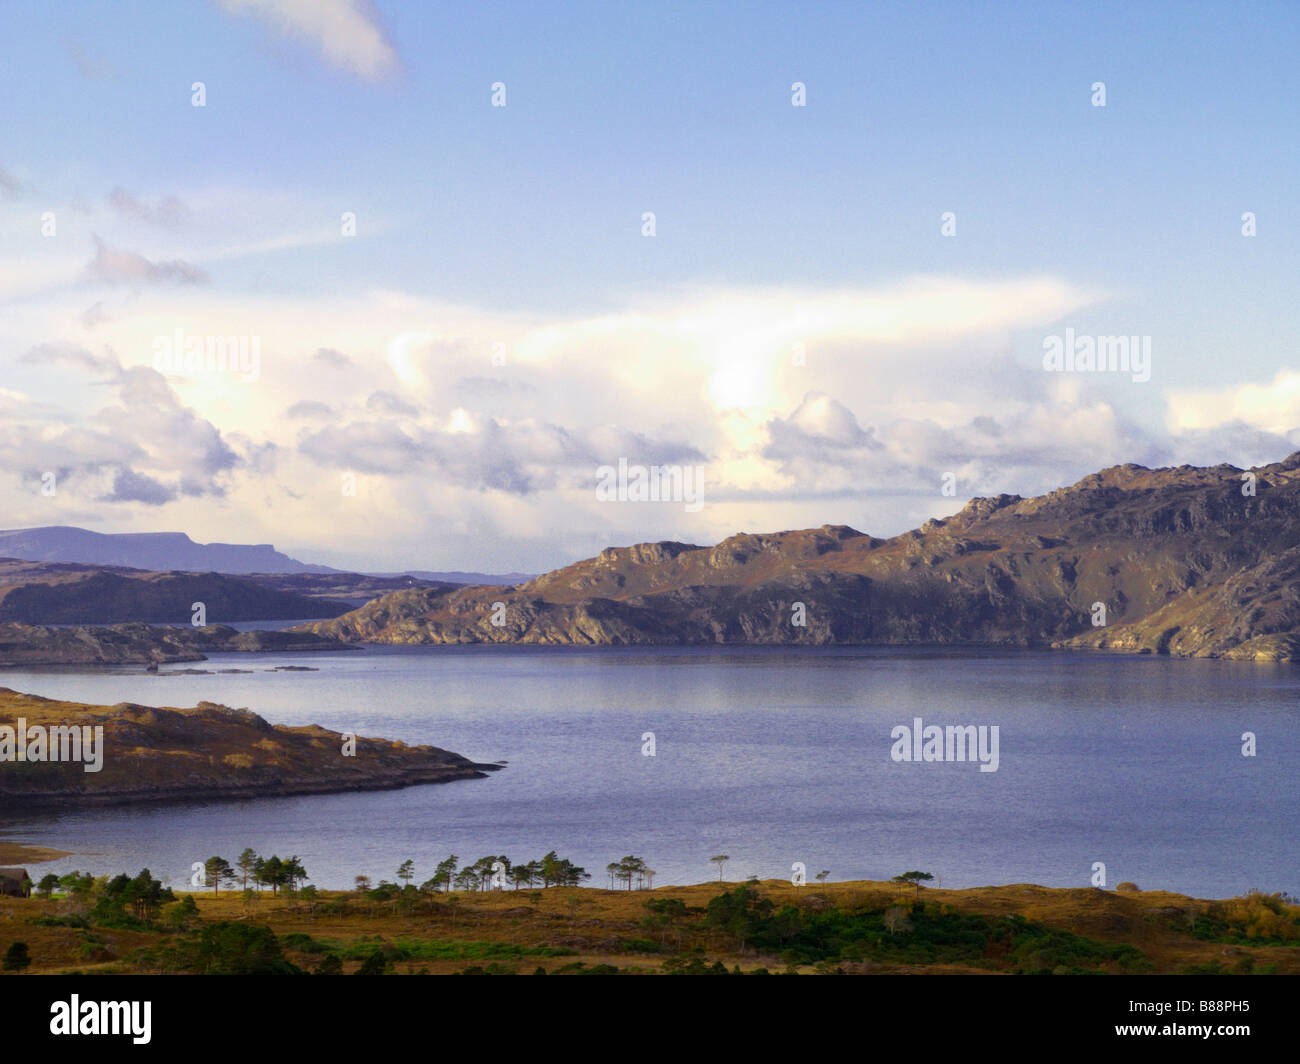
3, 878, 1296, 976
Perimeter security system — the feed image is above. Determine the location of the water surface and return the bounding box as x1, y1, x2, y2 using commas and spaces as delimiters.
2, 646, 1295, 897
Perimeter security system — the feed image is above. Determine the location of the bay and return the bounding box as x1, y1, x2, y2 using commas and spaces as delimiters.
2, 645, 1295, 897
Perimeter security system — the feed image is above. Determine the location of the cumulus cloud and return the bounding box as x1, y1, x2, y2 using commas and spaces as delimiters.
8, 343, 240, 504
11, 271, 1283, 568
218, 0, 399, 81
84, 236, 208, 285
297, 416, 705, 495
1168, 369, 1300, 439
104, 468, 175, 505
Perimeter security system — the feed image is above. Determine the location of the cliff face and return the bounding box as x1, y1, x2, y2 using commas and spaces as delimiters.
0, 688, 499, 806
296, 453, 1300, 661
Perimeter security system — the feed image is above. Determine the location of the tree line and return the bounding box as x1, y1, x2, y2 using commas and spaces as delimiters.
362, 851, 596, 895
201, 850, 308, 896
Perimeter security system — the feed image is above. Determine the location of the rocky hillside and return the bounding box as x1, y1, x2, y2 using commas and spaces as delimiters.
296, 453, 1300, 661
0, 560, 353, 624
0, 688, 499, 806
0, 623, 356, 667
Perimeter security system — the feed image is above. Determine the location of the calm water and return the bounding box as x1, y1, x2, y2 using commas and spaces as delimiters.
2, 646, 1296, 897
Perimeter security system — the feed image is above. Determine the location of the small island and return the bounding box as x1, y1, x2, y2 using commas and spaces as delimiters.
0, 687, 499, 807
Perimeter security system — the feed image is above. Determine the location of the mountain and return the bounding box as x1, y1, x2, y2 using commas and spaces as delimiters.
0, 560, 353, 624
295, 452, 1300, 662
0, 527, 324, 574
0, 527, 533, 586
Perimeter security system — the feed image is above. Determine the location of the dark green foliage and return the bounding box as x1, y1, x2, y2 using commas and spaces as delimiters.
282, 932, 333, 954
3, 941, 31, 973
191, 921, 301, 975
354, 950, 389, 975
549, 961, 621, 975
90, 869, 175, 928
698, 885, 1151, 973
313, 954, 343, 976
457, 962, 517, 975
662, 950, 735, 975
27, 914, 89, 929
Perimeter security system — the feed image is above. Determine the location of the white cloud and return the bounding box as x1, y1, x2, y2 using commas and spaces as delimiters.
218, 0, 399, 81
1168, 369, 1300, 439
10, 269, 1283, 569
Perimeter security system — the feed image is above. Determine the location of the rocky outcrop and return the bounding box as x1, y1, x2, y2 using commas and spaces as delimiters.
0, 623, 357, 667
0, 688, 499, 806
297, 453, 1300, 661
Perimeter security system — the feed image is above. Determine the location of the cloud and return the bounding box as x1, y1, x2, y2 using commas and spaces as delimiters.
84, 236, 208, 285
81, 302, 110, 328
297, 416, 705, 495
10, 343, 240, 503
68, 43, 115, 80
287, 400, 334, 419
767, 393, 877, 450
103, 468, 175, 505
313, 347, 354, 368
17, 272, 1279, 568
109, 188, 190, 227
23, 341, 121, 378
94, 367, 239, 493
0, 163, 22, 198
757, 386, 1166, 504
366, 390, 419, 417
299, 420, 423, 476
1168, 369, 1300, 439
218, 0, 399, 81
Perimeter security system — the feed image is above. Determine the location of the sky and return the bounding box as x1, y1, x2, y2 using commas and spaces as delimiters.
1, 0, 1297, 572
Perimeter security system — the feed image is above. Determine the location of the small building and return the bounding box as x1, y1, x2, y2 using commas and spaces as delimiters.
0, 867, 32, 897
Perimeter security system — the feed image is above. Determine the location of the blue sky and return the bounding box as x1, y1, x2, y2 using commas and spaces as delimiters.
1, 1, 1297, 571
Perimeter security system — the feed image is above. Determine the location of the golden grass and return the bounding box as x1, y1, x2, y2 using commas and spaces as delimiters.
3, 878, 1295, 976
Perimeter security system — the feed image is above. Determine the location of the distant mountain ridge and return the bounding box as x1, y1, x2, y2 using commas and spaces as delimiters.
0, 527, 532, 585
0, 526, 320, 574
296, 452, 1300, 662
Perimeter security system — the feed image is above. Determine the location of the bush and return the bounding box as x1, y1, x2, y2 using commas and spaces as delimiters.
354, 951, 390, 975
3, 942, 32, 973
313, 954, 343, 976
192, 922, 301, 975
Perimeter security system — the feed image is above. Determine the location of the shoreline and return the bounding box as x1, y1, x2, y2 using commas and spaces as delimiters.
0, 839, 72, 864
